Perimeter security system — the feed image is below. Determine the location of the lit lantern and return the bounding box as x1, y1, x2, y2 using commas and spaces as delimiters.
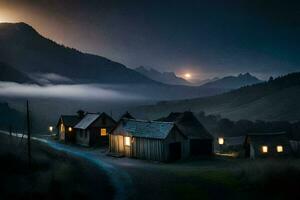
277, 145, 283, 153
124, 136, 131, 146
68, 127, 72, 132
262, 146, 268, 153
218, 137, 224, 145
49, 126, 53, 132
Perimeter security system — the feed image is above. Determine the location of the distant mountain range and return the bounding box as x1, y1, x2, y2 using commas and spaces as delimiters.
200, 73, 262, 89
0, 22, 265, 101
132, 72, 300, 122
0, 22, 157, 84
134, 66, 191, 85
0, 62, 35, 83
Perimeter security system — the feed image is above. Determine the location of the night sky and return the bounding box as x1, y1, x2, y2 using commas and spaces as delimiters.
0, 0, 299, 80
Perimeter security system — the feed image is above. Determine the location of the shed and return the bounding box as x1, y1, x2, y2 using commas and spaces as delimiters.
244, 132, 292, 159
56, 115, 81, 143
159, 111, 214, 156
75, 112, 116, 147
109, 119, 189, 162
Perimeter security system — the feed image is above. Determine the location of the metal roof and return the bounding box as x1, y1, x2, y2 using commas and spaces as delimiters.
74, 113, 100, 129
159, 111, 213, 140
57, 115, 80, 127
121, 119, 175, 139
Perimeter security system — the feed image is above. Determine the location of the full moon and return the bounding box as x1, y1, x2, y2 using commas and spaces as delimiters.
184, 73, 191, 79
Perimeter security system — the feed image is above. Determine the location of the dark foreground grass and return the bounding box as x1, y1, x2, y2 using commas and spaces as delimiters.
125, 156, 300, 200
170, 158, 300, 200
0, 134, 114, 200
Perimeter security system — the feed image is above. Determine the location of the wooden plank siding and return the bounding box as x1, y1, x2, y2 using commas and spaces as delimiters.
109, 127, 189, 162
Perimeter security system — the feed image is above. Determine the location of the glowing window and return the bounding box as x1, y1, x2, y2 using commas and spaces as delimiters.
277, 145, 283, 153
124, 136, 131, 146
218, 137, 224, 145
262, 146, 268, 153
68, 127, 72, 132
100, 128, 107, 136
60, 124, 65, 133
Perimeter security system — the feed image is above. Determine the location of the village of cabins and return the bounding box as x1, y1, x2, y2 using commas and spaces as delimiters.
54, 110, 294, 162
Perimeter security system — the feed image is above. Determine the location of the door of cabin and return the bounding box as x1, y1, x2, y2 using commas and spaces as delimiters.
169, 142, 181, 161
118, 135, 124, 154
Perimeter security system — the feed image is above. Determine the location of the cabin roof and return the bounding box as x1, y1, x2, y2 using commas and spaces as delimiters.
159, 111, 213, 140
57, 115, 80, 127
120, 119, 176, 139
245, 132, 289, 146
74, 113, 100, 129
74, 112, 116, 129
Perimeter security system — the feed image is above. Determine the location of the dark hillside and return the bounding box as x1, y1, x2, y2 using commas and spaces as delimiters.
0, 22, 156, 84
133, 72, 300, 121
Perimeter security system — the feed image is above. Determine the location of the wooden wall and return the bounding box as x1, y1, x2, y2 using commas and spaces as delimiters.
110, 126, 189, 162
164, 127, 189, 160
76, 129, 90, 147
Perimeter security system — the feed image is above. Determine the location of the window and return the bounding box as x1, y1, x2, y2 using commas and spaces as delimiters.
262, 146, 268, 153
60, 124, 65, 133
124, 136, 131, 146
218, 137, 224, 145
277, 145, 283, 153
100, 128, 107, 136
68, 127, 72, 132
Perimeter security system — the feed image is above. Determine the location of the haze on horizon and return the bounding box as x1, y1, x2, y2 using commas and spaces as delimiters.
0, 0, 299, 80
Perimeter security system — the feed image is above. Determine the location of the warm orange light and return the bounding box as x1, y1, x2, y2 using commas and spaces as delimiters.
262, 146, 268, 153
100, 128, 107, 136
218, 137, 224, 145
124, 136, 131, 146
277, 145, 283, 153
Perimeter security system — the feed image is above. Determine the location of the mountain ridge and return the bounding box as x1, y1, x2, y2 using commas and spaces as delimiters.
0, 22, 159, 84
134, 66, 191, 85
132, 72, 300, 121
0, 62, 35, 83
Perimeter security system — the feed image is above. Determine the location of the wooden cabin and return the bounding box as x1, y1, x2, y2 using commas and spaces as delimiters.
56, 115, 81, 143
159, 111, 214, 156
109, 119, 189, 162
74, 112, 116, 147
244, 132, 292, 159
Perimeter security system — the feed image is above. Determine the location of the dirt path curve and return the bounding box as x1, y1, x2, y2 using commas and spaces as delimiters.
0, 131, 134, 200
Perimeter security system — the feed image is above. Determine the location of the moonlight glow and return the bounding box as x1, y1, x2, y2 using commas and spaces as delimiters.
184, 73, 191, 79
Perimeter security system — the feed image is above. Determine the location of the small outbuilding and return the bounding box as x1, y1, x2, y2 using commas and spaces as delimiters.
75, 112, 116, 147
244, 132, 292, 159
159, 111, 214, 156
109, 119, 189, 162
56, 115, 81, 143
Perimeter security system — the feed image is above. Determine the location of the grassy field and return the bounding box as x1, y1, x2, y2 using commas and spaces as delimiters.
115, 156, 300, 200
0, 134, 114, 200
1, 133, 299, 200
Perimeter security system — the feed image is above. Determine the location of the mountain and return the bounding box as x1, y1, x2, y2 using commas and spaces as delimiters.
0, 62, 35, 83
200, 73, 262, 89
0, 22, 157, 84
132, 72, 300, 121
0, 102, 24, 130
195, 77, 220, 86
134, 66, 191, 85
